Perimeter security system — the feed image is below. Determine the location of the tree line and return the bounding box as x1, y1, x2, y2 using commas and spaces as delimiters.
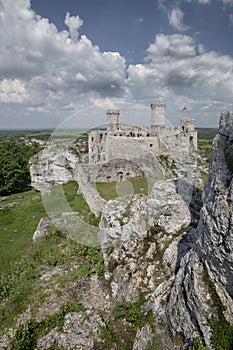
0, 140, 40, 195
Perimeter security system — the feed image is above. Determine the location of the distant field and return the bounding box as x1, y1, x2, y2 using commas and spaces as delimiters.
197, 128, 218, 160
0, 129, 89, 143
0, 129, 52, 141
197, 128, 218, 140
50, 129, 89, 144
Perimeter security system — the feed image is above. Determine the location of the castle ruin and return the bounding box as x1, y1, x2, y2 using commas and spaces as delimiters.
88, 103, 197, 167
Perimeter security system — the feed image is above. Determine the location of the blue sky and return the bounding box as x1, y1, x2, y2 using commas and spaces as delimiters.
0, 0, 233, 128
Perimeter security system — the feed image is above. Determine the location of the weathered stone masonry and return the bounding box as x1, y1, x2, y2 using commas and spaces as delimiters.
88, 103, 198, 166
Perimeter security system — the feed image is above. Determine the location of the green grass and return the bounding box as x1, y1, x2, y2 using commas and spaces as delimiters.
95, 176, 152, 201
0, 181, 94, 274
201, 172, 208, 185
43, 181, 91, 218
0, 180, 104, 333
0, 190, 47, 273
0, 229, 104, 332
202, 269, 233, 349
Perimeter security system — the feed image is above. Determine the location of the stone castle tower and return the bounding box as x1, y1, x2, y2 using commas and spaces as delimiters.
106, 110, 120, 131
151, 103, 166, 136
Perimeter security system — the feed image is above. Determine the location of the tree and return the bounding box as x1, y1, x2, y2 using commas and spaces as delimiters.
0, 140, 39, 195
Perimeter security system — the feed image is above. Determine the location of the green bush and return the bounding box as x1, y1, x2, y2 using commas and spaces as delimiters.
113, 300, 142, 330
190, 337, 209, 350
0, 140, 40, 195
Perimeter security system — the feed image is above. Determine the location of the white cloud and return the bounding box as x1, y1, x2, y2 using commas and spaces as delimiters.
229, 13, 233, 23
64, 12, 83, 42
198, 0, 210, 4
0, 0, 126, 102
126, 33, 233, 124
222, 0, 233, 6
0, 79, 29, 103
168, 7, 190, 31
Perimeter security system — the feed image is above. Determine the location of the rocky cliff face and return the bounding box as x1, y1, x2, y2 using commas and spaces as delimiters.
165, 112, 233, 348
198, 112, 233, 321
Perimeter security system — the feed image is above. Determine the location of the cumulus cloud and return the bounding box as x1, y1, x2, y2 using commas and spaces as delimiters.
0, 0, 126, 107
64, 12, 83, 41
222, 0, 233, 6
168, 7, 190, 31
126, 33, 233, 123
0, 79, 29, 103
0, 0, 233, 128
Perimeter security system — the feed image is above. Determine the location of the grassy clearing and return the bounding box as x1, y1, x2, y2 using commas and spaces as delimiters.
0, 181, 104, 333
43, 181, 91, 218
0, 181, 99, 275
95, 176, 152, 201
0, 190, 47, 273
0, 229, 104, 333
0, 228, 104, 332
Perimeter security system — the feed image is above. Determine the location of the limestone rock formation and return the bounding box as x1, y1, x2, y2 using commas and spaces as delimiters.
30, 141, 78, 196
37, 310, 105, 350
165, 112, 233, 348
98, 179, 191, 302
198, 112, 233, 322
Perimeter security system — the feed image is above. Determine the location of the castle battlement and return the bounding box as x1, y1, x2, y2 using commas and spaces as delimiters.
151, 103, 166, 109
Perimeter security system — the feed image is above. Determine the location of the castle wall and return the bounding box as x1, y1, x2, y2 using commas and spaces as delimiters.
74, 164, 106, 215
91, 159, 144, 183
89, 131, 107, 163
105, 135, 161, 163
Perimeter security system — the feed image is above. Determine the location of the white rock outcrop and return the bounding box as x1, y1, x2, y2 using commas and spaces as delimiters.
30, 142, 78, 196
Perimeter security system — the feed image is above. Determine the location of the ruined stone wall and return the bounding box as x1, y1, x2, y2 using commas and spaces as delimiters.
74, 164, 106, 215
91, 159, 144, 183
88, 130, 107, 163
105, 135, 161, 162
